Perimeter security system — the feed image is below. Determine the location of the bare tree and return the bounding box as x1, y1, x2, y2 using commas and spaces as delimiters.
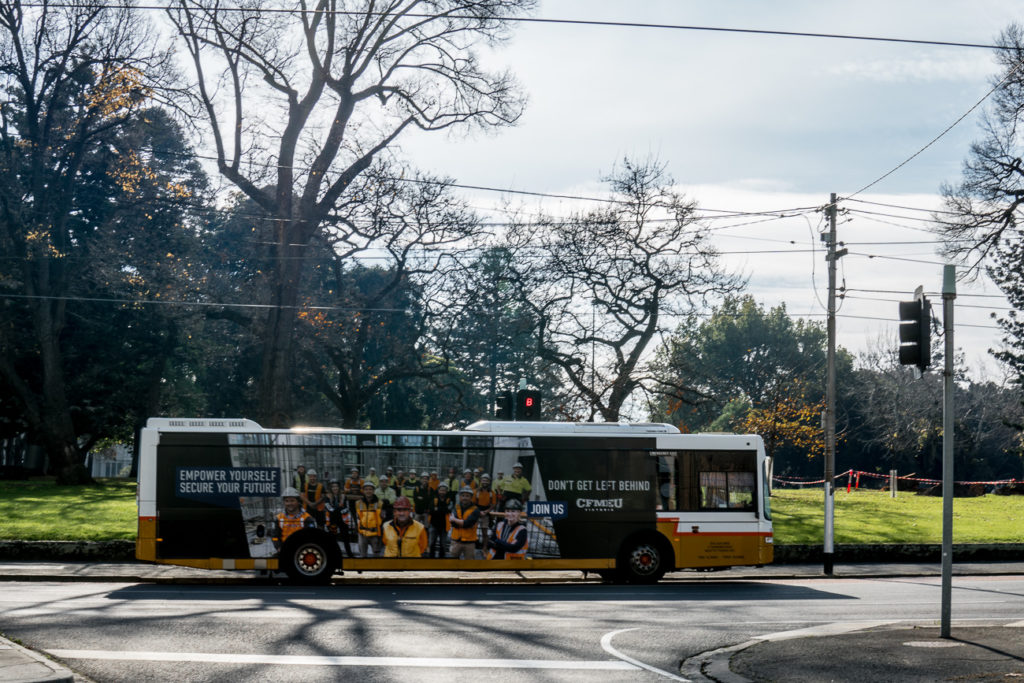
0, 1, 173, 482
297, 162, 486, 427
168, 0, 532, 426
508, 158, 742, 421
936, 23, 1024, 420
936, 23, 1024, 272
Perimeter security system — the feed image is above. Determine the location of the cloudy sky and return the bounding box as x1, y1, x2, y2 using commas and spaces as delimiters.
400, 0, 1021, 377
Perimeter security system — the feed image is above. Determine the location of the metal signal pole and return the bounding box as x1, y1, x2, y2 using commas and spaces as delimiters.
823, 193, 846, 576
941, 265, 957, 638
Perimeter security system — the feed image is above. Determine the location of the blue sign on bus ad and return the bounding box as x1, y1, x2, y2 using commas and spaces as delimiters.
527, 500, 568, 520
175, 467, 280, 506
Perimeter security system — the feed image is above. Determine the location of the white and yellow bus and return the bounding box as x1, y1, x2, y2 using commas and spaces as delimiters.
136, 418, 773, 584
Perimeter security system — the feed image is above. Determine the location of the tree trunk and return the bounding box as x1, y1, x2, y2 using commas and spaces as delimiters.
36, 303, 90, 484
256, 233, 305, 427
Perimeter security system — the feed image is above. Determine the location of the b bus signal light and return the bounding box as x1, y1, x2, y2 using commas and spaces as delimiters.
516, 390, 541, 421
898, 288, 931, 374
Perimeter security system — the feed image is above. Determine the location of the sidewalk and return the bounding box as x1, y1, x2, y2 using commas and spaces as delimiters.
1, 560, 1022, 682
0, 637, 74, 683
686, 622, 1024, 683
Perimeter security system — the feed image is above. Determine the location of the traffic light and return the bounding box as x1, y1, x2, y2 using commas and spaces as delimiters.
515, 389, 541, 421
898, 291, 931, 373
495, 390, 514, 420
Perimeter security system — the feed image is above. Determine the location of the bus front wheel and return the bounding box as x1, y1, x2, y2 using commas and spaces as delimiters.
617, 535, 671, 584
281, 530, 338, 585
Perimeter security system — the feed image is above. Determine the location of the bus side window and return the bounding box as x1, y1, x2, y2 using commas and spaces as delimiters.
727, 471, 755, 509
700, 471, 728, 508
657, 455, 676, 511
699, 470, 755, 510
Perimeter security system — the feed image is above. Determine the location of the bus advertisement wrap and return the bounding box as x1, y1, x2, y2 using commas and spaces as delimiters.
139, 419, 773, 583
155, 433, 659, 564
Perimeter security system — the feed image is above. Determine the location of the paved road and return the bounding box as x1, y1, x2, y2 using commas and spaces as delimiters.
2, 568, 1023, 682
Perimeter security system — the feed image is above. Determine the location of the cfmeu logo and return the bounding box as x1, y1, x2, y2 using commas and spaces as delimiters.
576, 498, 623, 510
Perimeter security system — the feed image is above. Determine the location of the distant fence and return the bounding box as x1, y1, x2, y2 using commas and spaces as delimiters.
773, 469, 1022, 490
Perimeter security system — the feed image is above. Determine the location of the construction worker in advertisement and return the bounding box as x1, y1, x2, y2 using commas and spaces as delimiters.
345, 467, 364, 499
356, 482, 383, 558
489, 499, 529, 560
366, 467, 380, 489
382, 496, 428, 558
445, 466, 460, 492
398, 471, 417, 500
427, 482, 453, 558
449, 486, 480, 560
473, 473, 496, 551
412, 471, 432, 526
293, 464, 308, 493
345, 467, 364, 520
301, 469, 327, 527
324, 480, 354, 558
273, 487, 315, 549
501, 461, 532, 507
375, 480, 397, 524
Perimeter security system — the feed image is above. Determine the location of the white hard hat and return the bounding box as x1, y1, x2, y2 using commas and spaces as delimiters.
282, 487, 301, 498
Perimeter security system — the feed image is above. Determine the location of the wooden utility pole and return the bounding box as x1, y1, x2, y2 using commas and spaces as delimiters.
823, 193, 846, 575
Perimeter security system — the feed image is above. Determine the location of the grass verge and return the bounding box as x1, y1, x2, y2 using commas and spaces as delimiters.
0, 479, 137, 541
771, 487, 1024, 545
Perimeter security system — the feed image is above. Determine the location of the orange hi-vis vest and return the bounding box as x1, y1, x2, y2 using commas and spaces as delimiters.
382, 519, 428, 558
451, 504, 478, 542
356, 499, 382, 537
345, 477, 364, 498
276, 509, 312, 542
474, 488, 495, 509
490, 520, 528, 560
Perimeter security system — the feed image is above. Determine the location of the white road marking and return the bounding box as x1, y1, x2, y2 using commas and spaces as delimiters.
46, 649, 639, 671
600, 628, 691, 682
751, 620, 897, 642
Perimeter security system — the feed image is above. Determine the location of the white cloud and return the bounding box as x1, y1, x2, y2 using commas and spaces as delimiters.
825, 54, 996, 83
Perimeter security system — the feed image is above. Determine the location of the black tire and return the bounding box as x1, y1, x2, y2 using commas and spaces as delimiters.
617, 535, 671, 584
280, 530, 338, 585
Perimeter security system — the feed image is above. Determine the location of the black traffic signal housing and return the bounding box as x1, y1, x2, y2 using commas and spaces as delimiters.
515, 389, 541, 421
898, 291, 931, 373
495, 390, 514, 420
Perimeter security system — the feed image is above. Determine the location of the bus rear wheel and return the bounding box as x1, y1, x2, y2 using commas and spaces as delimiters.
617, 536, 670, 584
281, 530, 337, 585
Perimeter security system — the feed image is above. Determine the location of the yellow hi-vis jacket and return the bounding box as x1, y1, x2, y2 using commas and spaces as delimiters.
356, 499, 382, 537
382, 519, 428, 558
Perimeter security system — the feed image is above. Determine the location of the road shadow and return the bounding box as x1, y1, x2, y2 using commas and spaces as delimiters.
105, 579, 853, 604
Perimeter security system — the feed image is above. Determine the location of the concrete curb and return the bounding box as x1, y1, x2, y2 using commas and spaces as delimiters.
774, 542, 1024, 563
0, 540, 135, 561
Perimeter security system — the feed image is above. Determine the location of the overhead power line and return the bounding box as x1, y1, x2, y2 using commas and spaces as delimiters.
844, 56, 1024, 198
25, 4, 1006, 50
